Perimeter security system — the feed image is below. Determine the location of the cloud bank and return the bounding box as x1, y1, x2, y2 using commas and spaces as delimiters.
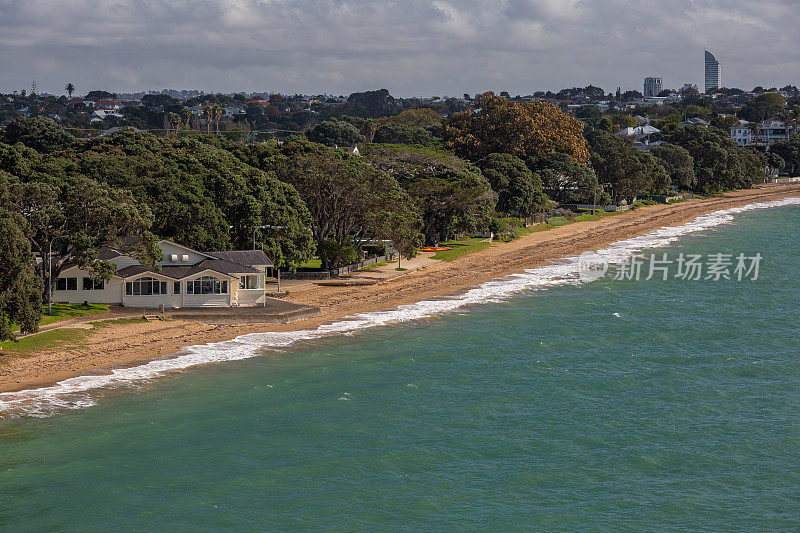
0, 0, 798, 96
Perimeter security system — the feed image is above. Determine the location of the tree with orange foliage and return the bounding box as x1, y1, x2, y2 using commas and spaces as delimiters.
443, 92, 590, 165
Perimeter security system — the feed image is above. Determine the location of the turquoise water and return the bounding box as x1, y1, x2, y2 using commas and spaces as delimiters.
2, 204, 800, 531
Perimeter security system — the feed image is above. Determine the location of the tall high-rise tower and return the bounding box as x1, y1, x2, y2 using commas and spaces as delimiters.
704, 50, 722, 92
644, 77, 663, 97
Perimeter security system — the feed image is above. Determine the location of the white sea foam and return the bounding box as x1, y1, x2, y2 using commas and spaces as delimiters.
3, 197, 800, 418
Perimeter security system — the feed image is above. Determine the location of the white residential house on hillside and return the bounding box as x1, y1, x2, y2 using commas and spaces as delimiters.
730, 118, 797, 146
52, 240, 273, 308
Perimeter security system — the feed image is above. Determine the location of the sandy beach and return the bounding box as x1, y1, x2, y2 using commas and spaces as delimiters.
2, 183, 800, 394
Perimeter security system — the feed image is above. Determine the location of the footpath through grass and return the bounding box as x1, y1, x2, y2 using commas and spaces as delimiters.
1, 317, 147, 357
10, 303, 108, 332
431, 238, 492, 261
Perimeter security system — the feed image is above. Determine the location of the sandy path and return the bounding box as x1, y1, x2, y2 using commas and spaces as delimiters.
2, 184, 799, 393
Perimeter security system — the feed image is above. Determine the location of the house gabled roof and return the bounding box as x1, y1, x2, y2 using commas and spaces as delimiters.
208, 250, 273, 267
117, 258, 260, 280
158, 239, 217, 260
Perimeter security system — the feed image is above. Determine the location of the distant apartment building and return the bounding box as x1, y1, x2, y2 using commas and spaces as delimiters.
705, 51, 722, 92
681, 83, 699, 94
643, 77, 663, 97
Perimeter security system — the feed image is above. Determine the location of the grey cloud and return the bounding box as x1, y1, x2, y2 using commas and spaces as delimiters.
0, 0, 797, 97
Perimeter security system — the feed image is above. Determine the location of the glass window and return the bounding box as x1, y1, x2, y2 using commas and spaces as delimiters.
56, 278, 67, 291
239, 275, 261, 289
189, 276, 226, 295
66, 278, 77, 291
126, 282, 132, 295
130, 277, 164, 296
173, 281, 181, 294
83, 277, 105, 290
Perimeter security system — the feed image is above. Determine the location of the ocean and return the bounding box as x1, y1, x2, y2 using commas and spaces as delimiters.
1, 199, 799, 530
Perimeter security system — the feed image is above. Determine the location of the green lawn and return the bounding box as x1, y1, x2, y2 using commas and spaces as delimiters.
2, 317, 147, 356
0, 328, 94, 355
299, 258, 322, 269
11, 303, 109, 332
431, 238, 492, 261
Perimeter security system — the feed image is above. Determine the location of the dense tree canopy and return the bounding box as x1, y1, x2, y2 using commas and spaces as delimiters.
737, 93, 786, 123
0, 120, 315, 272
305, 120, 365, 147
527, 153, 606, 205
475, 153, 552, 215
650, 143, 696, 189
443, 93, 590, 164
373, 122, 438, 146
586, 130, 670, 203
363, 144, 495, 244
270, 141, 418, 268
665, 126, 765, 192
0, 172, 42, 339
0, 116, 75, 153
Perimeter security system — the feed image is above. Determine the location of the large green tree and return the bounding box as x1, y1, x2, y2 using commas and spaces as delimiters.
272, 141, 420, 268
476, 153, 552, 215
665, 126, 765, 192
0, 172, 42, 339
363, 144, 495, 244
586, 130, 670, 203
770, 137, 800, 175
305, 120, 365, 147
527, 152, 605, 205
444, 92, 590, 164
737, 93, 787, 123
650, 143, 696, 189
0, 116, 75, 153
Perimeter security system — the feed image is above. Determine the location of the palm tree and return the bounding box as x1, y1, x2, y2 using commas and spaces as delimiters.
203, 105, 213, 134
168, 112, 182, 134
65, 83, 75, 98
180, 108, 191, 131
212, 105, 222, 134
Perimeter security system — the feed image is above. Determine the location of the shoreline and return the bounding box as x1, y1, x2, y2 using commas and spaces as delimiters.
3, 183, 800, 396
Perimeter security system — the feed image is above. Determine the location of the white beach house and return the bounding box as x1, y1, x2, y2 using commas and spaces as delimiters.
53, 240, 273, 308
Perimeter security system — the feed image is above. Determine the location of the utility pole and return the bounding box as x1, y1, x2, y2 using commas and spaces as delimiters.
252, 224, 288, 296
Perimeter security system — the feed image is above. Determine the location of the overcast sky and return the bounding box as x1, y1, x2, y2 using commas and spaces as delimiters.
1, 0, 798, 97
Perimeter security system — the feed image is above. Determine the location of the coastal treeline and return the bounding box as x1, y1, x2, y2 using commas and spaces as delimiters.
0, 92, 777, 337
